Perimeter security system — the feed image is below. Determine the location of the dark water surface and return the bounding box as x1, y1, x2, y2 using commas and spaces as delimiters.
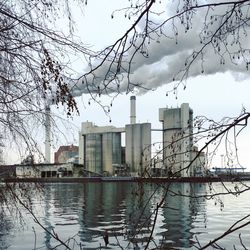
1, 182, 250, 249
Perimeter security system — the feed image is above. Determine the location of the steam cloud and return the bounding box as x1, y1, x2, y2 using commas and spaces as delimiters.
70, 1, 250, 97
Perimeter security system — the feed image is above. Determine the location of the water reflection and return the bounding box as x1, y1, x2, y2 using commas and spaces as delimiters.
1, 182, 249, 249
43, 188, 53, 249
159, 183, 206, 249
0, 209, 13, 249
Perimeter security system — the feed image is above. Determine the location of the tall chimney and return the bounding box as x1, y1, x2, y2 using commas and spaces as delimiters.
130, 96, 136, 124
45, 104, 51, 163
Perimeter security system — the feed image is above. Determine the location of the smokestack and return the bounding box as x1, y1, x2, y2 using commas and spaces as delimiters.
45, 105, 51, 163
130, 96, 136, 124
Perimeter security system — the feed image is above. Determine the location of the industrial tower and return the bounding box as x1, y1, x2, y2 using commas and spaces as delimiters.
159, 103, 193, 177
125, 96, 151, 176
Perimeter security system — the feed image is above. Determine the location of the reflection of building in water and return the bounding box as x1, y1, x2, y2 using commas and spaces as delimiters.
41, 184, 85, 248
159, 183, 206, 248
30, 182, 207, 249
0, 199, 14, 249
123, 183, 153, 245
43, 188, 53, 249
75, 182, 157, 248
77, 183, 131, 247
159, 104, 206, 177
77, 182, 206, 248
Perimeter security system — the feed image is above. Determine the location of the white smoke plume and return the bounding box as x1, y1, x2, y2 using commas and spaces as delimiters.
70, 0, 250, 97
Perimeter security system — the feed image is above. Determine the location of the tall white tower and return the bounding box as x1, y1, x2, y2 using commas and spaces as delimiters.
159, 103, 193, 177
125, 96, 151, 176
130, 96, 136, 124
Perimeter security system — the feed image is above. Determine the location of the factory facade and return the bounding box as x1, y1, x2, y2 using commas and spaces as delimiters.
78, 122, 124, 176
77, 98, 206, 177
125, 123, 151, 176
159, 103, 194, 177
159, 103, 206, 177
9, 97, 206, 178
78, 97, 152, 176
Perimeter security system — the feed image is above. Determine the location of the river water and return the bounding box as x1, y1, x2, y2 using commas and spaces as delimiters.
0, 181, 250, 249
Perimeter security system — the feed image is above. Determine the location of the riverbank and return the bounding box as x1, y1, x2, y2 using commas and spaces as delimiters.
3, 175, 249, 183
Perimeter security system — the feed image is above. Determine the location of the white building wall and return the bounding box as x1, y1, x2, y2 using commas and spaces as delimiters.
191, 149, 207, 176
141, 123, 151, 169
79, 132, 84, 165
79, 122, 93, 165
160, 103, 193, 177
102, 133, 113, 174
16, 163, 74, 178
180, 103, 193, 177
79, 122, 123, 175
125, 123, 151, 176
16, 165, 40, 178
161, 108, 182, 175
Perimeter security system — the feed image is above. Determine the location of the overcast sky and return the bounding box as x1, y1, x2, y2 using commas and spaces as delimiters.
7, 0, 250, 168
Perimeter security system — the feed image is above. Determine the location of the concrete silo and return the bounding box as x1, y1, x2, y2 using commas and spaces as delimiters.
125, 96, 151, 176
79, 122, 124, 175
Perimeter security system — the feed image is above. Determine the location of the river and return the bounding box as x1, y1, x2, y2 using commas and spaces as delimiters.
0, 181, 250, 249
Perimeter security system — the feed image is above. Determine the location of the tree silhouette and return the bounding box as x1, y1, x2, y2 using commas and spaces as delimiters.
0, 0, 92, 159
1, 0, 250, 249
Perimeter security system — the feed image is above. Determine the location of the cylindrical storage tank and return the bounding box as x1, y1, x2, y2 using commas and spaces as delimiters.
102, 133, 113, 174
102, 132, 122, 175
112, 132, 122, 166
85, 133, 102, 174
125, 123, 151, 176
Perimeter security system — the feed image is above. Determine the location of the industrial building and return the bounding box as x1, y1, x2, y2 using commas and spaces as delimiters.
77, 100, 207, 178
15, 162, 83, 178
159, 103, 206, 177
0, 98, 207, 179
125, 123, 151, 176
78, 122, 124, 175
54, 145, 79, 163
159, 103, 193, 177
125, 96, 151, 176
191, 146, 207, 176
39, 96, 205, 178
78, 96, 151, 177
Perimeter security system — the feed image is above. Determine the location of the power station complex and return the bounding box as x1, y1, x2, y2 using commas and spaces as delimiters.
3, 96, 206, 179
76, 97, 206, 177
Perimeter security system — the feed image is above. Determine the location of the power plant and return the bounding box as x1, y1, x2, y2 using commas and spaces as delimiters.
1, 96, 207, 179
28, 95, 207, 178
4, 97, 249, 180
78, 96, 152, 176
76, 97, 205, 177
